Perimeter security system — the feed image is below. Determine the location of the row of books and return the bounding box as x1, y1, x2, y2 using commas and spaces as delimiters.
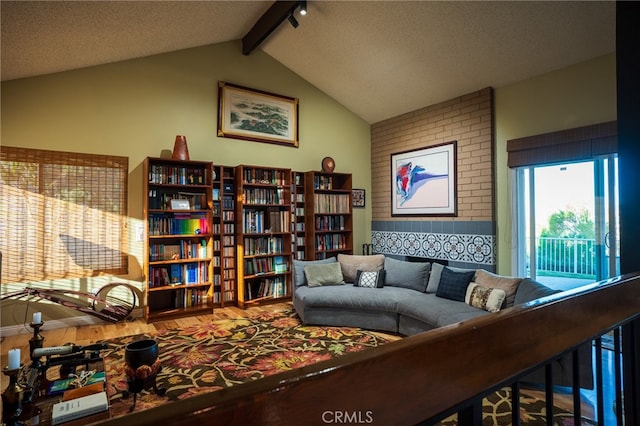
242, 187, 287, 205
313, 175, 336, 190
242, 210, 290, 233
148, 165, 208, 186
173, 287, 209, 308
243, 236, 285, 255
244, 256, 288, 276
149, 263, 208, 287
315, 234, 348, 251
242, 168, 288, 185
211, 289, 237, 303
223, 195, 235, 209
313, 193, 351, 213
245, 276, 287, 300
148, 213, 209, 235
315, 215, 347, 231
149, 239, 207, 261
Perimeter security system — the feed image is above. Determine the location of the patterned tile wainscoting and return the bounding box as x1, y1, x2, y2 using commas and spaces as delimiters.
371, 221, 496, 271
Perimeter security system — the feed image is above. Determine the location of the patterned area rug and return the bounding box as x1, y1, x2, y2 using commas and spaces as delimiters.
99, 310, 595, 424
101, 309, 398, 417
437, 387, 597, 425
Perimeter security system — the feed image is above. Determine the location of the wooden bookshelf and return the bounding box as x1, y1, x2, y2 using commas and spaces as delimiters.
143, 157, 215, 321
235, 165, 293, 308
304, 171, 353, 260
292, 171, 306, 260
221, 166, 237, 306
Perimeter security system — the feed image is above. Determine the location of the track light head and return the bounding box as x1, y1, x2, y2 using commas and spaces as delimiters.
299, 1, 307, 16
288, 14, 299, 28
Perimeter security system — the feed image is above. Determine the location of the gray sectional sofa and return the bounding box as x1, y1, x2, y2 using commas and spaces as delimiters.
292, 254, 594, 389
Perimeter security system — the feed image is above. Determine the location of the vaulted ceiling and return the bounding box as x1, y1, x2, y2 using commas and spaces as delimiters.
1, 1, 615, 124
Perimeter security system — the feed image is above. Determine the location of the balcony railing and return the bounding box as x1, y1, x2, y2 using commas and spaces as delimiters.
535, 236, 597, 277
95, 273, 640, 426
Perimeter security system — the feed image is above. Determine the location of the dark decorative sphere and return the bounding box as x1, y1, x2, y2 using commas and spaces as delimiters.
125, 339, 159, 370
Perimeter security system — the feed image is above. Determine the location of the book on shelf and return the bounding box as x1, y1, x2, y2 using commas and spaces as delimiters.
51, 391, 109, 425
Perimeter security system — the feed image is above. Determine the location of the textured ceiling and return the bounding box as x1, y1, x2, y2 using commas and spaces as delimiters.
1, 1, 615, 124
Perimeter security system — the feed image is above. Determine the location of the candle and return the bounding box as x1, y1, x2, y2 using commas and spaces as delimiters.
33, 311, 42, 324
8, 348, 20, 370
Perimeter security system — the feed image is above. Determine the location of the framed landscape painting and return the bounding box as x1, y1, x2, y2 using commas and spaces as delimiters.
217, 81, 299, 148
391, 141, 457, 216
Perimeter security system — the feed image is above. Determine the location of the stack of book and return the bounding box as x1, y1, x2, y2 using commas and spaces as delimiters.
49, 370, 109, 425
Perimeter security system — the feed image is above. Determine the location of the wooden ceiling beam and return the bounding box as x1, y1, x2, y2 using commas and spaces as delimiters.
242, 1, 300, 55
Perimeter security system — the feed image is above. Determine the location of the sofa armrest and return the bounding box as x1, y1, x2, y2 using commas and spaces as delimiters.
514, 277, 561, 305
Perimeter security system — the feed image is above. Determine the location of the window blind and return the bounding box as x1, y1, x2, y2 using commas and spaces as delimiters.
0, 147, 128, 283
507, 121, 617, 168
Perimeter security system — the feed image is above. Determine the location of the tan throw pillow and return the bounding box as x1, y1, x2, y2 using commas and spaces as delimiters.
465, 283, 506, 313
474, 269, 522, 308
337, 254, 385, 283
304, 262, 345, 287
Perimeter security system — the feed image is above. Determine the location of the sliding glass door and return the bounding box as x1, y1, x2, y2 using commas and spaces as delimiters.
515, 156, 619, 289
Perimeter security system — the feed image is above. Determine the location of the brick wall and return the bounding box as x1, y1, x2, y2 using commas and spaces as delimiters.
370, 88, 496, 269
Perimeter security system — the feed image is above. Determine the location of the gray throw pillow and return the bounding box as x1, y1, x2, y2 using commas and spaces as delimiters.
293, 257, 337, 287
384, 257, 430, 292
304, 262, 345, 287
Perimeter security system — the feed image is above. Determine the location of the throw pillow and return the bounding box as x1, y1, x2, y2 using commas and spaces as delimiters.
293, 257, 337, 287
465, 283, 507, 313
435, 267, 476, 302
474, 269, 522, 308
337, 254, 385, 283
304, 262, 345, 287
426, 263, 475, 293
354, 269, 386, 288
384, 257, 430, 292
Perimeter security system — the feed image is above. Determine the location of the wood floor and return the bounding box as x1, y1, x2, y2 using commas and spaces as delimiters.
0, 302, 292, 389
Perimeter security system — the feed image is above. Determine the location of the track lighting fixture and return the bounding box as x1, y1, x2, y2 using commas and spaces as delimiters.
242, 0, 310, 55
288, 13, 299, 28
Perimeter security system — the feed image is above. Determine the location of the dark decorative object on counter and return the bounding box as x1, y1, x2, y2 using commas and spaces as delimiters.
123, 339, 165, 412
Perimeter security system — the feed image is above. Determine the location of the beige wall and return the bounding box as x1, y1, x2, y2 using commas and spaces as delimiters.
0, 41, 371, 327
494, 53, 617, 274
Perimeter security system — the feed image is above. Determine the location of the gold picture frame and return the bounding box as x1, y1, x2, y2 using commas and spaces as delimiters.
217, 81, 299, 148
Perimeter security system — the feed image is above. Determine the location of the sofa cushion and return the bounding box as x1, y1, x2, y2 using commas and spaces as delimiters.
294, 284, 401, 312
337, 254, 385, 283
384, 257, 430, 292
395, 291, 487, 328
465, 283, 506, 313
426, 262, 476, 293
355, 270, 386, 288
436, 267, 475, 302
474, 269, 522, 308
514, 278, 561, 305
293, 257, 337, 287
304, 262, 345, 287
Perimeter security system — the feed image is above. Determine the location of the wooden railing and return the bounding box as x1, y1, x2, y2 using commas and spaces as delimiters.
96, 273, 640, 426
